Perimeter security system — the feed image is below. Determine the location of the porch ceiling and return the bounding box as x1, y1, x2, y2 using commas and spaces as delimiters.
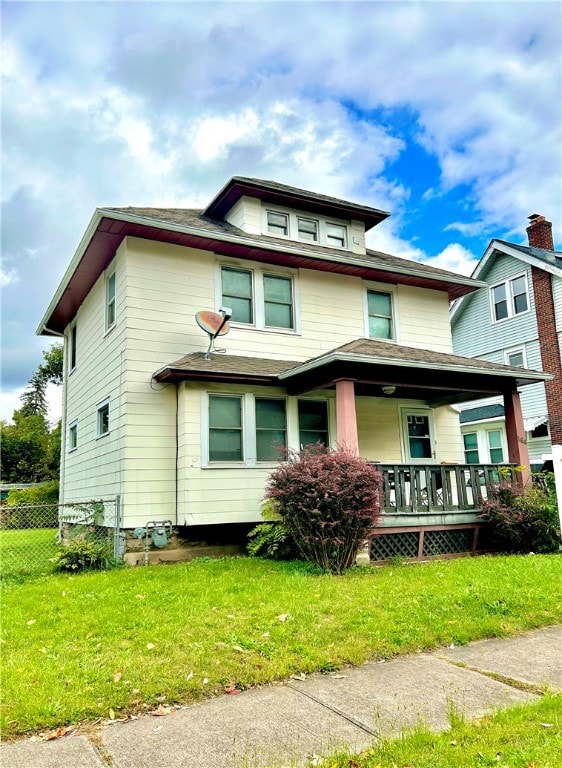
154, 338, 551, 406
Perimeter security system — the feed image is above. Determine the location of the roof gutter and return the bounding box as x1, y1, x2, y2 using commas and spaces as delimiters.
95, 209, 486, 291
278, 351, 552, 383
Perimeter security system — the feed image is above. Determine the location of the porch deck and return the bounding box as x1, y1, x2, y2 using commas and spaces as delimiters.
369, 463, 515, 562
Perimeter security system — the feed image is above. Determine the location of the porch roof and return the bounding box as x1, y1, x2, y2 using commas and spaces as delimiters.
154, 338, 551, 406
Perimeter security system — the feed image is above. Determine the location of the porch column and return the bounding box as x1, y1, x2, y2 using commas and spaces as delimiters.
335, 379, 359, 455
504, 390, 531, 485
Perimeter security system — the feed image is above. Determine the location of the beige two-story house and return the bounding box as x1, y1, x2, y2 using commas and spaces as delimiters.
38, 178, 548, 562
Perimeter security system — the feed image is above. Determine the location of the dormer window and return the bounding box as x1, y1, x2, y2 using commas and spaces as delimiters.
297, 217, 318, 242
266, 211, 289, 236
326, 223, 347, 248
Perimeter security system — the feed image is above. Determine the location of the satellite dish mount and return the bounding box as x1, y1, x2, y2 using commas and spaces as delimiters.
195, 307, 232, 360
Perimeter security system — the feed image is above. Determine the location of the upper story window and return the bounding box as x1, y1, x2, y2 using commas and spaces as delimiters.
68, 420, 78, 452
220, 264, 296, 331
222, 267, 254, 324
266, 211, 289, 236
106, 272, 116, 331
367, 290, 393, 340
96, 399, 110, 438
297, 217, 318, 242
326, 223, 347, 248
487, 430, 504, 463
262, 207, 349, 249
491, 273, 529, 322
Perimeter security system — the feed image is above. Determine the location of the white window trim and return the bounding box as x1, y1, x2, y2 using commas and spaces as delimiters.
96, 398, 110, 438
68, 420, 78, 452
261, 205, 350, 249
461, 424, 507, 463
216, 260, 301, 334
504, 345, 527, 368
399, 407, 436, 463
363, 281, 399, 342
105, 270, 116, 334
201, 392, 334, 468
489, 272, 530, 324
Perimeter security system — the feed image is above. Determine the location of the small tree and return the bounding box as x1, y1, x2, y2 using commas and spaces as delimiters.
265, 445, 382, 574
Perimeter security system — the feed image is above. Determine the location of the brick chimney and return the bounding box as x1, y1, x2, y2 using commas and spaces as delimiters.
527, 214, 562, 446
526, 214, 554, 250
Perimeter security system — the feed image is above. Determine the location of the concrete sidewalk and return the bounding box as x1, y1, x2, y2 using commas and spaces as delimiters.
2, 626, 561, 768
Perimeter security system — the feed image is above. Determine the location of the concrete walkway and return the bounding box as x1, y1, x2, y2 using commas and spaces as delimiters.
2, 626, 561, 768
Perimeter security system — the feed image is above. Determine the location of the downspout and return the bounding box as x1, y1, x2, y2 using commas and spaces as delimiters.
175, 383, 179, 526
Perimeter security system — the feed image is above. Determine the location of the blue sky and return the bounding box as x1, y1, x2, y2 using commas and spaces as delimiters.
1, 0, 561, 420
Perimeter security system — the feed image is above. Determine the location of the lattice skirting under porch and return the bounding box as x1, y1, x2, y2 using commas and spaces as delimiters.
370, 523, 488, 563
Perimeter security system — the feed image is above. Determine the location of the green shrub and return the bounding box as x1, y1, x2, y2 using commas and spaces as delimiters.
246, 522, 298, 560
51, 539, 117, 572
1, 481, 59, 529
479, 473, 560, 554
265, 445, 382, 574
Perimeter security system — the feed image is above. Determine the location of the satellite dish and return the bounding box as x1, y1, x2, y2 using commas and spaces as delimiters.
195, 308, 232, 359
195, 310, 230, 337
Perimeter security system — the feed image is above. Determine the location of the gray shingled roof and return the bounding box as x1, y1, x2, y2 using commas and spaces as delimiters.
104, 206, 478, 284
493, 240, 562, 272
459, 404, 505, 423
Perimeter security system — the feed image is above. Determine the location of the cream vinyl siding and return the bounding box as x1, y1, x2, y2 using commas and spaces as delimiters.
397, 286, 454, 352
224, 196, 262, 235
62, 245, 127, 502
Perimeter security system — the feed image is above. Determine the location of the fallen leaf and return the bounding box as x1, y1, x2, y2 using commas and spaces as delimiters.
331, 674, 347, 679
449, 740, 458, 746
113, 671, 122, 683
152, 704, 172, 716
109, 709, 116, 721
227, 614, 236, 619
203, 677, 209, 685
278, 613, 288, 622
540, 723, 553, 728
232, 645, 246, 653
146, 642, 155, 649
290, 672, 306, 681
186, 671, 193, 681
27, 620, 36, 626
262, 632, 270, 638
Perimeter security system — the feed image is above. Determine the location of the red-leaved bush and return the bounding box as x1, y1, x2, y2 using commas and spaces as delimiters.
265, 445, 382, 574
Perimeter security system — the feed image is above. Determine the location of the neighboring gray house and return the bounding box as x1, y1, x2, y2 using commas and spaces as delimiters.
451, 215, 562, 471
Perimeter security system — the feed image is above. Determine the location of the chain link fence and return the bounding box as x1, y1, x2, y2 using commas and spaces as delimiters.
0, 497, 121, 581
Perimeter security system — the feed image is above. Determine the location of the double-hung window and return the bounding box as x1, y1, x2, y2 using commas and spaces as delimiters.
491, 274, 529, 322
209, 395, 243, 461
367, 290, 393, 340
207, 395, 288, 464
463, 433, 479, 464
487, 430, 504, 463
106, 272, 116, 331
263, 274, 294, 329
255, 398, 287, 461
326, 223, 346, 248
266, 211, 289, 236
297, 217, 318, 242
220, 266, 295, 330
221, 267, 254, 325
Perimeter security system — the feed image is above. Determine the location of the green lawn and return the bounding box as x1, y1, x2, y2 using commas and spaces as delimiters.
0, 528, 58, 582
320, 693, 562, 768
1, 554, 561, 738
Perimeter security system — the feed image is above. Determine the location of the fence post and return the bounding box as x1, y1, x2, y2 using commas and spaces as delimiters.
113, 495, 122, 560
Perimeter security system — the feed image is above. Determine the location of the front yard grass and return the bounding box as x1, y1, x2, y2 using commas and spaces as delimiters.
1, 553, 561, 738
320, 693, 562, 767
0, 528, 58, 582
